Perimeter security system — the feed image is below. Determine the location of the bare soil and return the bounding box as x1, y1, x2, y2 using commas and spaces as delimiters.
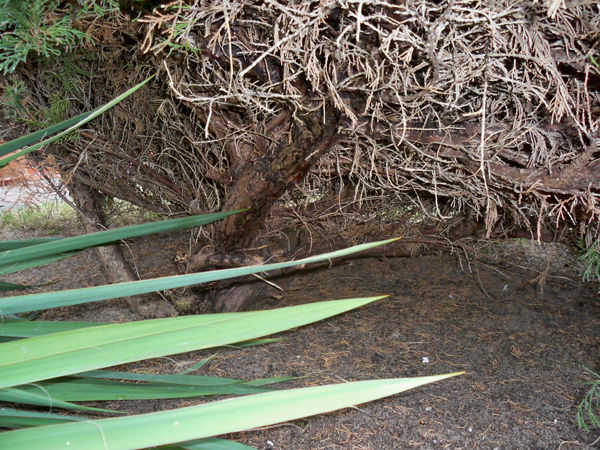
2, 226, 600, 450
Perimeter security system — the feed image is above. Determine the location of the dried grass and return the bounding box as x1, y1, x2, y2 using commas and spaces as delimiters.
7, 0, 600, 242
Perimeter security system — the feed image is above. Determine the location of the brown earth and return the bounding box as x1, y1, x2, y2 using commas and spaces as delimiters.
2, 226, 600, 450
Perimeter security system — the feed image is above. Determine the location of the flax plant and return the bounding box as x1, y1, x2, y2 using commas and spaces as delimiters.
0, 79, 462, 450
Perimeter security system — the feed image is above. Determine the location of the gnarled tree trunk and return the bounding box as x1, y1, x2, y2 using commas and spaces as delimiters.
185, 103, 341, 311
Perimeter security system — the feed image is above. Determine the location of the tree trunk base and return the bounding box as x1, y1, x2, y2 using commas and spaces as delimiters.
121, 294, 178, 318
196, 278, 270, 313
187, 238, 427, 313
187, 212, 557, 312
68, 181, 177, 318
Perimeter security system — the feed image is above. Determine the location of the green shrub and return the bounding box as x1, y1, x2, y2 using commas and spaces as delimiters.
577, 238, 600, 292
0, 78, 27, 121
577, 367, 600, 431
0, 0, 118, 74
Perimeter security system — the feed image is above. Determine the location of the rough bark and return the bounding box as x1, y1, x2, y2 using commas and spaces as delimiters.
201, 279, 270, 313
67, 181, 177, 318
183, 100, 341, 311
214, 106, 340, 252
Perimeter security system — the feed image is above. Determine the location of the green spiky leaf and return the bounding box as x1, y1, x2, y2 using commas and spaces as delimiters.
0, 372, 463, 450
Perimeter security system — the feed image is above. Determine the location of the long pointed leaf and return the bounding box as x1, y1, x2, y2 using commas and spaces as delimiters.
0, 323, 284, 342
0, 408, 84, 429
165, 438, 258, 450
0, 110, 98, 158
0, 373, 463, 450
0, 76, 154, 168
0, 296, 385, 389
0, 250, 83, 276
177, 355, 216, 375
0, 281, 29, 292
0, 239, 397, 315
0, 239, 62, 252
72, 370, 248, 386
243, 377, 295, 387
0, 211, 243, 271
220, 338, 283, 348
16, 379, 275, 401
71, 370, 293, 388
0, 321, 108, 338
0, 387, 116, 414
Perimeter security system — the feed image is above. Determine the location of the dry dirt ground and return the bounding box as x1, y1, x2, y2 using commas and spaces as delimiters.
2, 225, 600, 450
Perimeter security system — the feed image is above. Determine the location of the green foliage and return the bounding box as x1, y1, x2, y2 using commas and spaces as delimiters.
0, 217, 460, 449
0, 371, 461, 450
0, 201, 78, 234
30, 93, 69, 128
577, 238, 600, 292
0, 0, 119, 74
0, 76, 153, 169
1, 55, 91, 130
0, 237, 394, 314
39, 51, 92, 95
576, 240, 600, 431
0, 78, 27, 121
591, 39, 599, 69
4, 90, 77, 146
0, 108, 462, 449
577, 367, 600, 431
